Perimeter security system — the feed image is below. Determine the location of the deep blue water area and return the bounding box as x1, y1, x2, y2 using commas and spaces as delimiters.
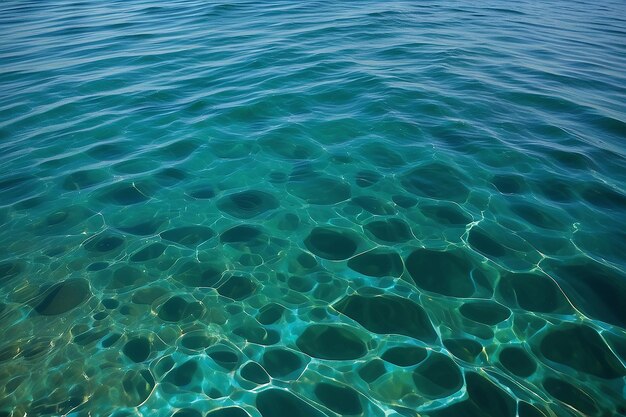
1, 1, 626, 416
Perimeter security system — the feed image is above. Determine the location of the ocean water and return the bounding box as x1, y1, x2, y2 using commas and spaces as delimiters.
1, 0, 626, 416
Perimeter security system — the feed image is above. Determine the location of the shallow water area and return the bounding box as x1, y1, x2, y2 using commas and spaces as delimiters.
1, 1, 626, 416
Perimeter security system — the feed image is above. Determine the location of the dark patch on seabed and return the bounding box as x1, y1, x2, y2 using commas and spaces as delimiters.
1, 0, 626, 416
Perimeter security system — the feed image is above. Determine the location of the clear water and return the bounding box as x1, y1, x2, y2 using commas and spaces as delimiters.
1, 1, 625, 416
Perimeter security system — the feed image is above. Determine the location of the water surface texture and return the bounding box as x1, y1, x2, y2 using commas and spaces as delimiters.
1, 1, 626, 416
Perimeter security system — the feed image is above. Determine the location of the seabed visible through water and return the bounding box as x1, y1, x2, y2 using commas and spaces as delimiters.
1, 1, 626, 416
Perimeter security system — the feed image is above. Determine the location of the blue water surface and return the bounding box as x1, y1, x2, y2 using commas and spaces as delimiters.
1, 1, 625, 416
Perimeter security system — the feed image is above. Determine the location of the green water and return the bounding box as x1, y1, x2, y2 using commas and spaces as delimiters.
1, 1, 625, 416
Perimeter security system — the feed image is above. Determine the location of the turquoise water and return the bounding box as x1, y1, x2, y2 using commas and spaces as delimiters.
1, 0, 626, 416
